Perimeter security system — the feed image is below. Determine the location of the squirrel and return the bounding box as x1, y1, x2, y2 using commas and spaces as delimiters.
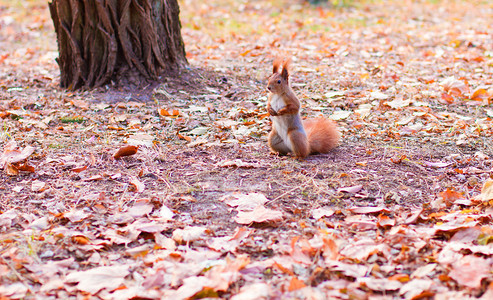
266, 57, 340, 159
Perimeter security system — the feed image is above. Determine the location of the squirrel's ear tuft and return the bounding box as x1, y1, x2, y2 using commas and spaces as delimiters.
272, 57, 282, 74
281, 58, 291, 80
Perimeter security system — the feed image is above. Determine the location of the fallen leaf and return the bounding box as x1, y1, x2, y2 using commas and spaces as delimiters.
113, 145, 138, 160
157, 205, 174, 220
0, 282, 28, 299
423, 161, 453, 168
469, 87, 488, 101
348, 206, 390, 214
329, 110, 352, 120
235, 205, 283, 224
288, 277, 307, 291
473, 179, 493, 202
129, 176, 145, 193
377, 214, 395, 228
311, 207, 335, 219
358, 277, 402, 291
172, 226, 207, 243
440, 92, 455, 104
448, 255, 491, 289
206, 255, 250, 291
385, 98, 411, 109
127, 200, 153, 217
370, 91, 390, 100
31, 180, 47, 192
220, 193, 269, 211
64, 209, 90, 223
230, 283, 271, 300
65, 265, 130, 294
216, 159, 260, 168
399, 279, 433, 299
83, 175, 103, 181
440, 76, 468, 96
0, 141, 35, 168
338, 185, 363, 194
439, 188, 464, 205
340, 239, 390, 260
71, 165, 87, 173
411, 264, 437, 278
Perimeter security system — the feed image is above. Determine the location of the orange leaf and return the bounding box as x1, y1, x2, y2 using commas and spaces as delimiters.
470, 88, 487, 101
288, 277, 306, 292
72, 236, 90, 245
441, 93, 454, 104
159, 109, 170, 116
15, 162, 35, 173
172, 109, 180, 116
113, 145, 138, 160
377, 214, 395, 228
389, 273, 410, 283
240, 49, 252, 57
71, 165, 87, 173
439, 188, 463, 204
177, 134, 191, 142
273, 262, 294, 275
5, 163, 19, 176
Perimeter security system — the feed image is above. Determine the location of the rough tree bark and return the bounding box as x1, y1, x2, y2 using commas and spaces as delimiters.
48, 0, 187, 90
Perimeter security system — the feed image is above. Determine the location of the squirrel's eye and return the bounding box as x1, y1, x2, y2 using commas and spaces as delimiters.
277, 80, 281, 84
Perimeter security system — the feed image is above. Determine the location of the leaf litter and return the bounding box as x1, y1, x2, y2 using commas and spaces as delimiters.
1, 0, 493, 299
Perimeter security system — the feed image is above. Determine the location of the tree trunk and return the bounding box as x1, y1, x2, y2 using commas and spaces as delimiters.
48, 0, 187, 90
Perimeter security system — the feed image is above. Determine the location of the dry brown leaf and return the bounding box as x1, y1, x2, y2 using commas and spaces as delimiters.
448, 255, 492, 289
340, 238, 390, 260
113, 145, 139, 160
72, 235, 90, 245
220, 193, 269, 211
65, 265, 130, 294
4, 163, 19, 175
311, 207, 335, 219
172, 226, 207, 243
377, 214, 395, 228
0, 282, 28, 299
31, 180, 47, 192
234, 205, 283, 224
206, 255, 250, 291
127, 200, 153, 217
1, 141, 35, 175
288, 277, 307, 292
216, 159, 260, 168
358, 277, 402, 292
15, 162, 35, 173
71, 165, 87, 173
470, 87, 488, 101
83, 174, 103, 181
473, 179, 493, 202
230, 283, 271, 300
440, 92, 455, 104
399, 279, 433, 299
349, 206, 390, 214
129, 176, 145, 193
338, 185, 363, 194
440, 77, 468, 97
64, 209, 90, 223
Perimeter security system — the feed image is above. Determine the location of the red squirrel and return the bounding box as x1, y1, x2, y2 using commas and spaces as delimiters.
266, 58, 340, 159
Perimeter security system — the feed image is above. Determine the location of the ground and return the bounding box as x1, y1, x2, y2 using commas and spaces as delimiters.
0, 0, 493, 299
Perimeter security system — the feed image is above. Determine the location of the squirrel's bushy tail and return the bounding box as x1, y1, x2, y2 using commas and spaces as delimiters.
303, 117, 340, 154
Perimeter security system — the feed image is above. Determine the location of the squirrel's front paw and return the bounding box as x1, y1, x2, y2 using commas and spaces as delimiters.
268, 107, 278, 116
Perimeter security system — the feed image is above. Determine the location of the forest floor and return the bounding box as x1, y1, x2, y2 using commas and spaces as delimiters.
1, 0, 493, 299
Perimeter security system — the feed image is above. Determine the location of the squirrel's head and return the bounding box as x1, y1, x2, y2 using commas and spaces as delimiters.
267, 57, 290, 94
